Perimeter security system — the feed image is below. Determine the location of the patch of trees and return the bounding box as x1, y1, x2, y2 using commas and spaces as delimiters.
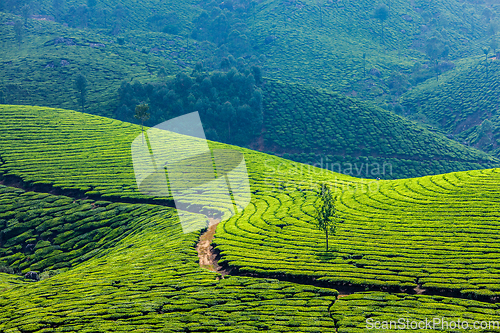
115, 64, 263, 146
147, 12, 181, 35
190, 0, 257, 57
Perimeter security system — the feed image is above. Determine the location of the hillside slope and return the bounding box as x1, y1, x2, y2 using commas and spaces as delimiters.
0, 186, 339, 332
2, 0, 500, 108
0, 12, 211, 117
215, 167, 500, 298
1, 105, 500, 330
401, 56, 500, 156
259, 79, 500, 179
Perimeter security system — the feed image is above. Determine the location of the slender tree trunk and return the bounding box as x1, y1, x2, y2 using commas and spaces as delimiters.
325, 229, 329, 251
141, 121, 144, 143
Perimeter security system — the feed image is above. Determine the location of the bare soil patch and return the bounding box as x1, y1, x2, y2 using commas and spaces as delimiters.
195, 218, 232, 276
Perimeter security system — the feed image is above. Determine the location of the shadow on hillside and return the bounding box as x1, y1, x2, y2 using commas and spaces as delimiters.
315, 250, 338, 262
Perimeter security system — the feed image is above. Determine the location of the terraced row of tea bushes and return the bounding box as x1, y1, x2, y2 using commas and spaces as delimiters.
0, 200, 339, 332
0, 105, 151, 200
401, 58, 500, 156
332, 292, 500, 332
0, 12, 215, 117
214, 167, 500, 298
0, 185, 162, 274
0, 272, 27, 292
0, 105, 354, 204
260, 79, 500, 178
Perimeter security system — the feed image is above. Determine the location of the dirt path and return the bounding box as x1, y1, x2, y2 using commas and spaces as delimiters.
195, 218, 232, 276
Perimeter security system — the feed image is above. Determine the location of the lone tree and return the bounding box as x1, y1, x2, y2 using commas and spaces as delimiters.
314, 183, 343, 252
374, 4, 389, 44
483, 46, 490, 61
74, 73, 88, 113
134, 103, 150, 141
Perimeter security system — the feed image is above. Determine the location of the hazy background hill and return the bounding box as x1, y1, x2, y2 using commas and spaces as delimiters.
400, 56, 500, 157
2, 0, 500, 105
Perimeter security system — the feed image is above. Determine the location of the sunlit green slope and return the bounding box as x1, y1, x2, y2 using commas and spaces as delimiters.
1, 105, 500, 331
215, 167, 500, 299
1, 102, 499, 194
0, 187, 339, 332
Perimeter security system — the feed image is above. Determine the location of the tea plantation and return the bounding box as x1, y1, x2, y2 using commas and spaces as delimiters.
0, 186, 340, 332
401, 57, 500, 157
261, 79, 500, 178
215, 166, 500, 299
1, 105, 500, 331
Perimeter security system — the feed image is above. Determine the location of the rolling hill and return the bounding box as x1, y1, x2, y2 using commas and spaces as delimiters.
2, 2, 500, 179
2, 0, 500, 110
0, 11, 208, 118
1, 105, 500, 331
258, 79, 500, 179
400, 56, 500, 157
